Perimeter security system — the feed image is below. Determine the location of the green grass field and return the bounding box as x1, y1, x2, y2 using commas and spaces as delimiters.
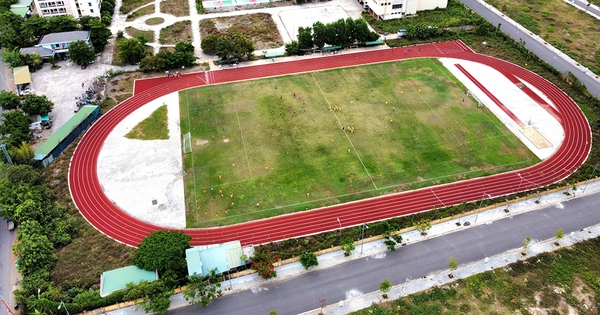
180, 59, 538, 228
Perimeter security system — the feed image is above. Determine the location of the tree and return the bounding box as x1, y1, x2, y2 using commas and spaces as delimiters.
20, 15, 50, 46
214, 33, 255, 61
251, 251, 278, 280
448, 256, 458, 270
379, 279, 392, 298
523, 236, 532, 250
414, 218, 432, 236
381, 221, 403, 251
299, 251, 318, 270
88, 18, 112, 51
125, 280, 173, 314
8, 142, 33, 165
117, 37, 147, 64
297, 26, 313, 50
133, 230, 191, 279
2, 48, 24, 68
353, 18, 379, 44
312, 22, 327, 49
0, 11, 25, 50
0, 110, 33, 148
46, 15, 78, 33
21, 94, 54, 116
270, 311, 278, 315
0, 90, 21, 110
340, 237, 355, 256
0, 165, 47, 219
554, 228, 564, 245
284, 40, 300, 56
182, 269, 222, 307
171, 41, 197, 68
12, 232, 57, 276
68, 40, 96, 66
200, 34, 219, 54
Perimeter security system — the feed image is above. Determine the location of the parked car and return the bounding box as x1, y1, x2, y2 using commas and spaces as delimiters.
7, 219, 14, 231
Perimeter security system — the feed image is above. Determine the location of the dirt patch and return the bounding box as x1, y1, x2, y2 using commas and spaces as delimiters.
195, 139, 209, 146
160, 0, 189, 17
199, 13, 283, 50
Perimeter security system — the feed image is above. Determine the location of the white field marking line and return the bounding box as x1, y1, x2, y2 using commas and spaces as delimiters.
407, 79, 461, 145
429, 188, 446, 207
429, 58, 531, 158
310, 73, 378, 190
184, 90, 199, 220
234, 103, 253, 179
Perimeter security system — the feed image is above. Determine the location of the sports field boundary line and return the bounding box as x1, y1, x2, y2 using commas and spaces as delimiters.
310, 73, 378, 190
184, 90, 200, 222
234, 103, 253, 179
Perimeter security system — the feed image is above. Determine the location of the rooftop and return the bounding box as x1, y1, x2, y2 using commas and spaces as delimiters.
100, 265, 159, 297
39, 30, 90, 45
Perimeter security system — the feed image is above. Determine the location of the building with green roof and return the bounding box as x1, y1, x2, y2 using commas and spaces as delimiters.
100, 265, 159, 297
34, 105, 99, 167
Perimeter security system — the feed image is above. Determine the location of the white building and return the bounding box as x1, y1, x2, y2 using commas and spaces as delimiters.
363, 0, 448, 20
32, 0, 101, 19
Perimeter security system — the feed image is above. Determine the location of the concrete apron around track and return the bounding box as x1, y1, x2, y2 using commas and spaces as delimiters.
89, 178, 600, 315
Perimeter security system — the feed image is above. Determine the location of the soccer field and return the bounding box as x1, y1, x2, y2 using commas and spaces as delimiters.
180, 58, 538, 227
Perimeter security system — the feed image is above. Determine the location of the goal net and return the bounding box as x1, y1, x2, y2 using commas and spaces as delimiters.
183, 132, 192, 154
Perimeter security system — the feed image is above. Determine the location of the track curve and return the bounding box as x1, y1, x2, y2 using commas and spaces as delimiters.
68, 41, 591, 247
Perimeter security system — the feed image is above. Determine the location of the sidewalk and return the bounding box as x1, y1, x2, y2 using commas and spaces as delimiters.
96, 178, 600, 315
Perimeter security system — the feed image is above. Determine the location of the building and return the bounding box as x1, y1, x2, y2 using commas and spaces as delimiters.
31, 0, 101, 19
363, 0, 448, 20
38, 30, 91, 54
9, 0, 33, 18
100, 265, 159, 297
185, 241, 245, 277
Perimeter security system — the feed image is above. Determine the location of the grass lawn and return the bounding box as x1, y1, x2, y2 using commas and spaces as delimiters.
125, 26, 154, 43
126, 4, 155, 21
486, 0, 600, 75
352, 237, 600, 314
145, 17, 164, 26
199, 13, 283, 50
160, 0, 189, 17
180, 59, 536, 228
120, 0, 153, 14
159, 20, 192, 44
126, 105, 169, 140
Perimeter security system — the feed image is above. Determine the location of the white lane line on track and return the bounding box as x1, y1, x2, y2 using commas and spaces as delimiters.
234, 103, 253, 179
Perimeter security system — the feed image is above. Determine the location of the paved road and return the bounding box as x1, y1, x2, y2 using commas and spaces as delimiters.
459, 0, 600, 97
572, 0, 600, 17
0, 219, 15, 315
0, 55, 9, 92
167, 193, 600, 315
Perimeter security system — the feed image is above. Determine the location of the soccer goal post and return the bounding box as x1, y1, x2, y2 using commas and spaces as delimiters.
467, 90, 484, 108
183, 132, 192, 154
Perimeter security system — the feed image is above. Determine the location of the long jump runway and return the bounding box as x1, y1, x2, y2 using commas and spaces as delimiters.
68, 41, 591, 247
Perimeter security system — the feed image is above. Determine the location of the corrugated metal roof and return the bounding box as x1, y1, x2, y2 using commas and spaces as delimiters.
39, 31, 90, 45
13, 66, 30, 85
186, 241, 243, 277
20, 46, 55, 57
34, 106, 98, 160
100, 265, 158, 297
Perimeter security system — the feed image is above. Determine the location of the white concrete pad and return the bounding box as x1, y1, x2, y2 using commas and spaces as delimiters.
277, 6, 351, 40
96, 92, 186, 229
439, 58, 564, 160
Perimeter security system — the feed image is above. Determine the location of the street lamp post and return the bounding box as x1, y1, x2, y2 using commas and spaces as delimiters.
360, 223, 369, 255
560, 30, 569, 53
58, 300, 70, 315
225, 263, 233, 290
336, 218, 342, 239
582, 163, 599, 193
474, 193, 492, 223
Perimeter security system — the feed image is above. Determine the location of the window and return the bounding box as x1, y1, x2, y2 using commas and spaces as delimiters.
88, 2, 92, 5
90, 9, 94, 13
392, 3, 402, 9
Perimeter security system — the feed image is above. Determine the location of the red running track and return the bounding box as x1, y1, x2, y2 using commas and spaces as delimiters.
69, 41, 591, 247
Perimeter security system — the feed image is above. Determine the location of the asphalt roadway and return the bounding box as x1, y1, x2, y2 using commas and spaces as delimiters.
0, 219, 15, 315
166, 192, 600, 315
459, 0, 600, 97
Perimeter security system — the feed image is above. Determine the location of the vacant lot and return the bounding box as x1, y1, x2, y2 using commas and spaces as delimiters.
180, 58, 536, 227
120, 0, 153, 14
486, 0, 600, 75
126, 4, 155, 21
160, 20, 192, 44
160, 0, 189, 17
199, 13, 283, 50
